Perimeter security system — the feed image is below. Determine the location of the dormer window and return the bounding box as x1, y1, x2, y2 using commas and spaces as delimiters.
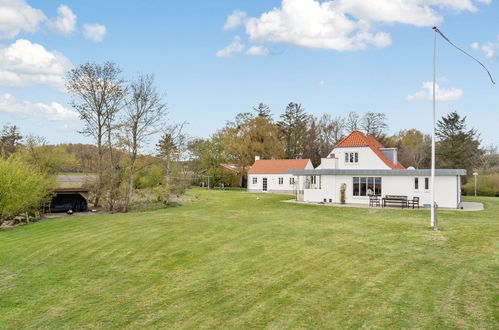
345, 152, 358, 163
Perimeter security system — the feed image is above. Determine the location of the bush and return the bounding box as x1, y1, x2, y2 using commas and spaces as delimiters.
462, 173, 499, 197
0, 157, 54, 221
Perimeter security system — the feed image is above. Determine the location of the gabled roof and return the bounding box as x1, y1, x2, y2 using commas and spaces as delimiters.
248, 159, 311, 174
336, 130, 405, 169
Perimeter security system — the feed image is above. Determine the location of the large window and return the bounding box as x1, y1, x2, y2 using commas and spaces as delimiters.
353, 177, 382, 196
252, 177, 257, 184
278, 177, 284, 185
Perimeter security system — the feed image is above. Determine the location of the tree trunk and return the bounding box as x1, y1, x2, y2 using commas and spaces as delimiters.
124, 159, 135, 213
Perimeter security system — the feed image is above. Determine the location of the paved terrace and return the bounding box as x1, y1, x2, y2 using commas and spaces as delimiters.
282, 200, 484, 211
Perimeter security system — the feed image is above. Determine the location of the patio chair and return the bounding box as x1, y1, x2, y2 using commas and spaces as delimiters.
369, 195, 380, 207
407, 197, 420, 209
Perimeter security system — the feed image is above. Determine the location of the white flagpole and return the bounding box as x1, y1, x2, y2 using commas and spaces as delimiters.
431, 28, 437, 229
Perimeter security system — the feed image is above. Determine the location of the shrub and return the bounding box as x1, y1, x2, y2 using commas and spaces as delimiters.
462, 173, 499, 197
0, 157, 54, 221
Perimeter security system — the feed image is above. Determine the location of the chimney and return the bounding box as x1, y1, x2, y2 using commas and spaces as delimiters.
255, 155, 260, 161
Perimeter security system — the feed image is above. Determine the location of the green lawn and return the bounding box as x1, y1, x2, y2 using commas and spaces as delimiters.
0, 190, 497, 329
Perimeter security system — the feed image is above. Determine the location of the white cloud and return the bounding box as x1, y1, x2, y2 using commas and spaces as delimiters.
216, 36, 244, 58
471, 35, 499, 60
48, 5, 76, 36
238, 0, 488, 51
0, 39, 73, 90
0, 93, 79, 120
246, 45, 269, 56
0, 0, 46, 39
83, 23, 107, 42
224, 10, 246, 30
319, 80, 326, 87
406, 81, 463, 101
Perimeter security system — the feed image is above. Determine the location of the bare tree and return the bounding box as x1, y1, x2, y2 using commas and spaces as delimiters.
66, 62, 126, 207
346, 111, 360, 132
361, 112, 388, 138
120, 74, 167, 212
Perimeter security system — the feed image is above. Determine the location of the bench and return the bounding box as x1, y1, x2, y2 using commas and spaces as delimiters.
382, 195, 408, 208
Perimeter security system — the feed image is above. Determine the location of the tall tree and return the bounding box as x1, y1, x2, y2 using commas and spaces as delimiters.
0, 124, 22, 158
278, 102, 308, 158
253, 103, 271, 118
221, 112, 283, 185
346, 111, 360, 132
156, 123, 187, 190
361, 112, 388, 138
390, 129, 431, 168
66, 62, 125, 207
317, 114, 345, 155
436, 111, 483, 176
120, 74, 167, 212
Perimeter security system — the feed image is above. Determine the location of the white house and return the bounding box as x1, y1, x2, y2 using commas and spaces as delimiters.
247, 157, 313, 194
288, 131, 465, 209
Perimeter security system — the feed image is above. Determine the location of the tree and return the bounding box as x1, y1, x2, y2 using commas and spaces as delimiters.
120, 74, 167, 212
0, 124, 22, 158
317, 114, 345, 155
346, 112, 360, 132
253, 103, 271, 118
0, 156, 54, 221
156, 123, 188, 196
302, 117, 321, 166
17, 136, 79, 173
278, 103, 308, 158
361, 112, 388, 138
66, 62, 125, 207
221, 112, 283, 186
390, 129, 431, 168
436, 111, 483, 177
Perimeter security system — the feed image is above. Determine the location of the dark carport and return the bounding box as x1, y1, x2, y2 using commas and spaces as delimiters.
49, 188, 89, 213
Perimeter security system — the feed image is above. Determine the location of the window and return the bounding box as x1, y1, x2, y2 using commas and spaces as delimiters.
345, 152, 359, 163
425, 177, 429, 190
367, 177, 374, 195
374, 177, 382, 195
414, 177, 419, 190
278, 177, 284, 185
311, 176, 317, 184
289, 177, 295, 185
353, 177, 360, 196
353, 177, 382, 196
252, 177, 257, 184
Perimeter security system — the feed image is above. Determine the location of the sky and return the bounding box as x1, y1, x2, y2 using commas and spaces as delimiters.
0, 0, 498, 149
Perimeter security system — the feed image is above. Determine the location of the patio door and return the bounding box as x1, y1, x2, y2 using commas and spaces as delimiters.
262, 178, 268, 192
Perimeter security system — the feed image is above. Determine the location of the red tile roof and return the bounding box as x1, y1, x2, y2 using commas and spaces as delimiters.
248, 159, 311, 174
336, 130, 405, 169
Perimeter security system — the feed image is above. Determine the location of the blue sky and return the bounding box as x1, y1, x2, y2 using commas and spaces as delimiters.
0, 0, 498, 148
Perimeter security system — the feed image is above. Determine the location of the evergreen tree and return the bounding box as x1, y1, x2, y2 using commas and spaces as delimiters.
0, 124, 22, 158
436, 111, 483, 177
278, 103, 308, 158
253, 103, 271, 118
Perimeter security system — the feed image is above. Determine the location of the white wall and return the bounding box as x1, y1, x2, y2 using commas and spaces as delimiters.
247, 174, 296, 194
301, 175, 461, 208
326, 147, 391, 170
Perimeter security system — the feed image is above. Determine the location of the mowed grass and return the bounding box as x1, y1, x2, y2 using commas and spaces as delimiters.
0, 190, 497, 329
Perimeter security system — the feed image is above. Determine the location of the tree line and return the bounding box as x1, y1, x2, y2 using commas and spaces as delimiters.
1, 61, 497, 223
